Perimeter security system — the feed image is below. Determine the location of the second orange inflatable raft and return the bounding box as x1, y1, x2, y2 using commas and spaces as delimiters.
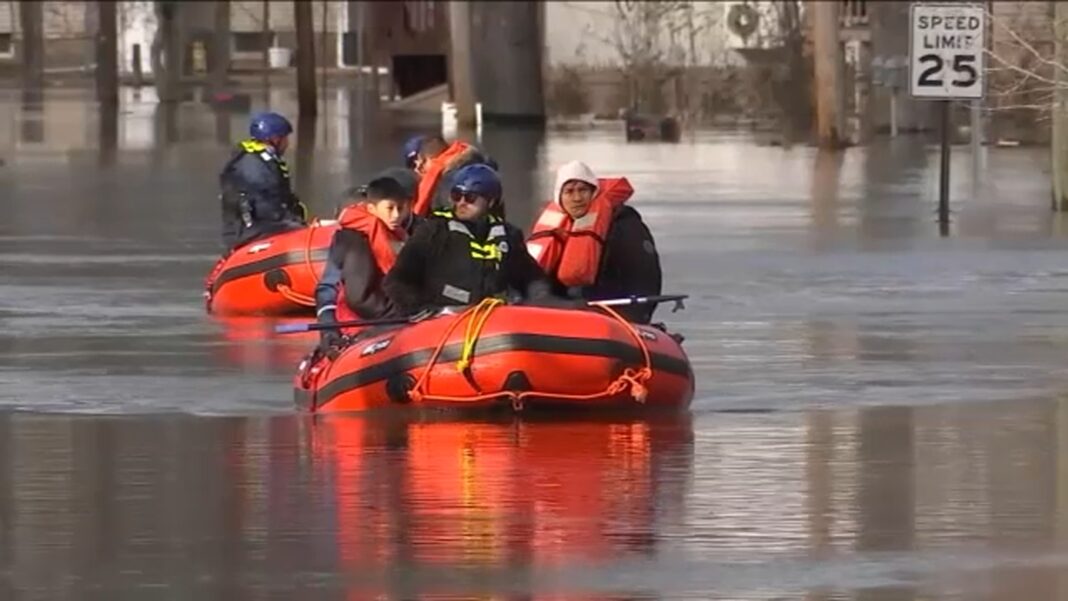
294, 299, 695, 414
204, 220, 339, 316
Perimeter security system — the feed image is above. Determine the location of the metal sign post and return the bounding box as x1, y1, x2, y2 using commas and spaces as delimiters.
909, 3, 986, 234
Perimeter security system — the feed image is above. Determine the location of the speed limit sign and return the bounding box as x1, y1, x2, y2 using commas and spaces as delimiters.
909, 4, 986, 99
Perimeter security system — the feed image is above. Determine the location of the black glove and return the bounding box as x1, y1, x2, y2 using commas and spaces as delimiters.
317, 308, 343, 356
318, 329, 342, 355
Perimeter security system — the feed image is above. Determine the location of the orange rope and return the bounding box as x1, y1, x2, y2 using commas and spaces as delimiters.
277, 284, 316, 307
406, 300, 654, 410
274, 219, 323, 308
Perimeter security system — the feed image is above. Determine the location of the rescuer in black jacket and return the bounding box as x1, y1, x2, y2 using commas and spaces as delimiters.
382, 164, 567, 315
218, 112, 308, 250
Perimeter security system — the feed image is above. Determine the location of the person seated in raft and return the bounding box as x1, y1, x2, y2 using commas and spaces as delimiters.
314, 171, 416, 354
526, 160, 663, 324
403, 134, 496, 217
218, 112, 309, 251
383, 163, 575, 316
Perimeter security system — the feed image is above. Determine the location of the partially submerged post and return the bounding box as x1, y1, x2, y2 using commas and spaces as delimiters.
448, 0, 478, 129
155, 0, 181, 103
812, 1, 844, 148
96, 1, 119, 165
19, 1, 44, 100
96, 1, 119, 106
295, 0, 318, 116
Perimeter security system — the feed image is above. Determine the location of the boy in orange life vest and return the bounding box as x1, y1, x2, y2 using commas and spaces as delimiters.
314, 171, 414, 353
526, 160, 663, 324
410, 134, 489, 217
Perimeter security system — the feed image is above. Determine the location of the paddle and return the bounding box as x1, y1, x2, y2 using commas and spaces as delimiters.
275, 315, 417, 334
588, 294, 688, 312
274, 294, 689, 334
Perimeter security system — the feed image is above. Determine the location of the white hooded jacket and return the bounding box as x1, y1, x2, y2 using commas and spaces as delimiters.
552, 160, 599, 205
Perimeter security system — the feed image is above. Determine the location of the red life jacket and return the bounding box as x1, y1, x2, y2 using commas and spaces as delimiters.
412, 141, 473, 217
525, 177, 634, 288
333, 204, 406, 323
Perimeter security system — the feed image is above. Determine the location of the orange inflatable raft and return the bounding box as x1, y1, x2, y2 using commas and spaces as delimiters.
294, 299, 695, 414
204, 220, 339, 316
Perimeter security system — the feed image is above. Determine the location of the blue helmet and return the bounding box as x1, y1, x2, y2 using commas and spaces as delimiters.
249, 112, 293, 141
402, 135, 425, 168
450, 163, 502, 202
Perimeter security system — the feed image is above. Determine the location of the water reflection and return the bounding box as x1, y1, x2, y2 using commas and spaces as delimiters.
98, 100, 119, 168
153, 99, 179, 147
212, 316, 315, 374
1, 412, 694, 599
8, 400, 1068, 597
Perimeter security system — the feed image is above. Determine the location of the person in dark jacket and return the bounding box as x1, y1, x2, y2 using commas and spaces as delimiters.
218, 112, 308, 250
383, 164, 565, 316
315, 171, 415, 353
406, 134, 497, 216
526, 160, 662, 324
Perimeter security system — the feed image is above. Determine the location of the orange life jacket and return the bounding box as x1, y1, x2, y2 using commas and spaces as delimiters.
333, 204, 406, 323
525, 177, 634, 288
413, 141, 473, 217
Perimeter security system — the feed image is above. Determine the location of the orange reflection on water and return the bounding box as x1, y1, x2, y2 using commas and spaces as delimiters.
310, 414, 694, 600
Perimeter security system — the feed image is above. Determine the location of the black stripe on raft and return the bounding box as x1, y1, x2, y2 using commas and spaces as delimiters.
315, 332, 693, 407
211, 249, 330, 293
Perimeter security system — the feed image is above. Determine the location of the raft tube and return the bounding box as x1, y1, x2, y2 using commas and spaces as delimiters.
294, 301, 695, 414
205, 220, 339, 316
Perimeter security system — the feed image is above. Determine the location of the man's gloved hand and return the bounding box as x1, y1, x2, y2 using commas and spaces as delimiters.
318, 329, 343, 357
317, 308, 343, 356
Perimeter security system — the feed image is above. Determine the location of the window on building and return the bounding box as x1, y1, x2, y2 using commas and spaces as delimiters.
0, 33, 12, 57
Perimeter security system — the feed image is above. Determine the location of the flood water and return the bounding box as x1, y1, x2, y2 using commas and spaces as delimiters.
4, 88, 1068, 598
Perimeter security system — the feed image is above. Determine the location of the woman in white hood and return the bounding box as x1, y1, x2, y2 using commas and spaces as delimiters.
526, 160, 663, 324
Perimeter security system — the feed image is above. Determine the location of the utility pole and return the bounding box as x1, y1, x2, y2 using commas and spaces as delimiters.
295, 0, 317, 116
20, 1, 44, 99
96, 1, 119, 106
448, 0, 477, 128
1053, 0, 1068, 211
812, 1, 844, 148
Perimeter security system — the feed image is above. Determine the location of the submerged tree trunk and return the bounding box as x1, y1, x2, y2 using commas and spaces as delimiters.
96, 1, 119, 105
20, 1, 44, 97
295, 0, 317, 116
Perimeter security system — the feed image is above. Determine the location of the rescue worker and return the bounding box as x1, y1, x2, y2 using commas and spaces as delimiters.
526, 160, 662, 324
219, 112, 308, 250
408, 134, 491, 217
315, 170, 414, 354
383, 164, 566, 316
